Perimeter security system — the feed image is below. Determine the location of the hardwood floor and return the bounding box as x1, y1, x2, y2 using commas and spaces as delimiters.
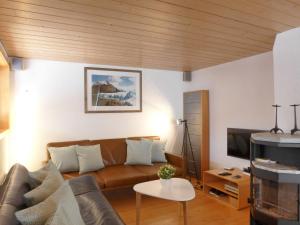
105, 186, 249, 225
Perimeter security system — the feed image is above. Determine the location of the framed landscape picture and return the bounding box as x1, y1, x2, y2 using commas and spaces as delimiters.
84, 67, 142, 113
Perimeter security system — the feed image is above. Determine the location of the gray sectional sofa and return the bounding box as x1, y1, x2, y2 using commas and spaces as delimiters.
0, 164, 125, 225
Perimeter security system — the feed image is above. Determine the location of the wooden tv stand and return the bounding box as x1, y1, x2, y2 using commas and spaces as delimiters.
203, 168, 250, 210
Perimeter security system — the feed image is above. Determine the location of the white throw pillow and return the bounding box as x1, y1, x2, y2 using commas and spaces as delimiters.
76, 145, 105, 174
125, 140, 152, 165
48, 145, 79, 172
16, 182, 85, 225
142, 139, 167, 163
25, 165, 64, 206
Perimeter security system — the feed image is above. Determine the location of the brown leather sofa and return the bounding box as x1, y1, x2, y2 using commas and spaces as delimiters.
47, 136, 184, 191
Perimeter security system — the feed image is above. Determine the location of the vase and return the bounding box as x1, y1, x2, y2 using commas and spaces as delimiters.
160, 178, 172, 186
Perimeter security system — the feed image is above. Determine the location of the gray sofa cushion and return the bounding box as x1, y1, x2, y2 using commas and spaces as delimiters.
68, 175, 99, 196
69, 175, 124, 225
48, 145, 79, 172
0, 164, 30, 208
125, 139, 152, 165
0, 164, 31, 225
16, 181, 84, 225
29, 161, 59, 188
76, 145, 105, 174
24, 165, 64, 206
0, 204, 19, 225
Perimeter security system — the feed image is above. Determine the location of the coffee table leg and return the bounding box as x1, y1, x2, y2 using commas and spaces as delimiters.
136, 192, 141, 225
181, 201, 188, 225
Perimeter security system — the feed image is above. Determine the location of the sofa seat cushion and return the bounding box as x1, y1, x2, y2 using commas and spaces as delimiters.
70, 176, 124, 225
0, 164, 31, 208
133, 163, 183, 180
97, 165, 148, 188
62, 172, 105, 189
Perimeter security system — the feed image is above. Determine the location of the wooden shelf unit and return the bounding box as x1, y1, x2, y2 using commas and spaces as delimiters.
183, 90, 209, 183
203, 168, 250, 210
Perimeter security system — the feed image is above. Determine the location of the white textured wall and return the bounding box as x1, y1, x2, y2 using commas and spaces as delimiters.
6, 59, 183, 171
183, 52, 274, 169
273, 27, 300, 132
0, 137, 6, 181
2, 51, 278, 172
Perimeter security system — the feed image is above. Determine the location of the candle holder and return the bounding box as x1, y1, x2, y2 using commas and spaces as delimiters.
270, 104, 284, 134
291, 104, 300, 135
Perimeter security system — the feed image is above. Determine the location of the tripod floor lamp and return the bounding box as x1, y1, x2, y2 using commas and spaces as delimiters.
176, 119, 201, 189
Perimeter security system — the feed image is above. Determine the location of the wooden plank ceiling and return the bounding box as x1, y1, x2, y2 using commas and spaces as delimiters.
0, 0, 299, 71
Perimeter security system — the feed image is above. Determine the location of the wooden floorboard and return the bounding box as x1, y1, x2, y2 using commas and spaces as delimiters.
105, 186, 249, 225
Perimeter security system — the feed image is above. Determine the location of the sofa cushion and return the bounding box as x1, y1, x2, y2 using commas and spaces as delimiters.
68, 175, 99, 196
62, 172, 105, 189
87, 139, 127, 166
47, 137, 160, 167
44, 197, 85, 225
72, 176, 124, 225
48, 145, 79, 173
16, 181, 84, 225
44, 205, 70, 225
0, 204, 19, 225
97, 165, 148, 188
24, 166, 64, 206
0, 164, 30, 208
134, 163, 183, 180
86, 137, 160, 166
133, 163, 166, 180
125, 140, 152, 166
46, 140, 90, 160
142, 139, 167, 163
0, 164, 31, 225
29, 161, 59, 188
76, 145, 105, 174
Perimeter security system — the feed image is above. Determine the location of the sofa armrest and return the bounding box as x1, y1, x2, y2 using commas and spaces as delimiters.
165, 152, 183, 168
165, 152, 186, 177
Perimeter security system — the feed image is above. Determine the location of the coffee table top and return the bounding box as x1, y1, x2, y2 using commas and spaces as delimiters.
133, 178, 195, 202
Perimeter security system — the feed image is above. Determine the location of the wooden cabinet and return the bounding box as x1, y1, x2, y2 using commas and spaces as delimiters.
183, 90, 209, 182
0, 43, 10, 136
203, 168, 250, 210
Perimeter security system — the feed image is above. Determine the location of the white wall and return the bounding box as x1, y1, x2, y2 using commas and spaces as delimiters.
5, 59, 183, 171
3, 52, 277, 172
183, 52, 275, 169
0, 137, 7, 181
273, 27, 300, 132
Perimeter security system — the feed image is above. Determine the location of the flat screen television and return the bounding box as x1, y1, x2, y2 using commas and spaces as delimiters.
227, 128, 265, 160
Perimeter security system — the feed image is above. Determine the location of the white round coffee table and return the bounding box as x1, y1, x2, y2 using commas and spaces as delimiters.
133, 178, 195, 225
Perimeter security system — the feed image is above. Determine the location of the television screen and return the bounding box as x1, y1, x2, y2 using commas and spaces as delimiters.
227, 128, 265, 160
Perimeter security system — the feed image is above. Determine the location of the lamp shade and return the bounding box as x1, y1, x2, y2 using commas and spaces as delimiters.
176, 119, 187, 125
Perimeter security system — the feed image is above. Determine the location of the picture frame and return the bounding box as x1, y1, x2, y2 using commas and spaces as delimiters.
84, 67, 142, 113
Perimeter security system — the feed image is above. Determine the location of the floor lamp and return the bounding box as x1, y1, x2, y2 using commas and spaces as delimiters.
176, 119, 201, 189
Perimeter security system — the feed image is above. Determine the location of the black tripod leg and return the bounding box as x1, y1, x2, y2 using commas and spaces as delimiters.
185, 123, 201, 189
181, 126, 188, 178
184, 125, 192, 181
